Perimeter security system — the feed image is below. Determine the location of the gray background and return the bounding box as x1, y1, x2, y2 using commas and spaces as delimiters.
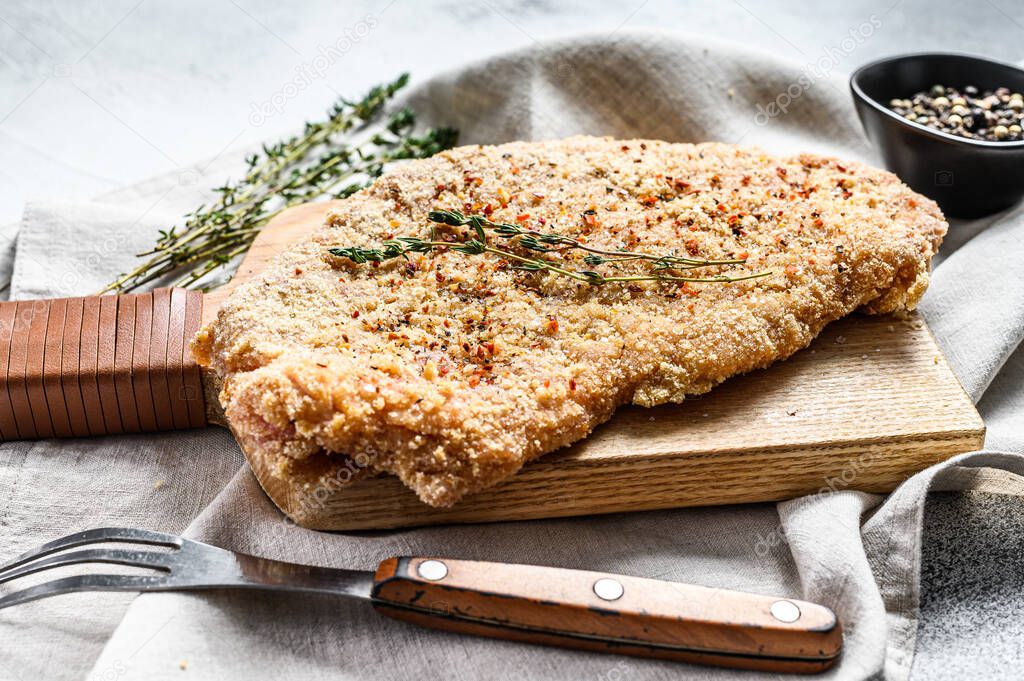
2, 0, 1022, 677
3, 0, 1023, 227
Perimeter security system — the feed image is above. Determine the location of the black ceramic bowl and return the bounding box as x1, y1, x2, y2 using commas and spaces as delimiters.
851, 52, 1024, 218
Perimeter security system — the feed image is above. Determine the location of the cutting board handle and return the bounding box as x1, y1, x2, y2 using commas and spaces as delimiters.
0, 289, 207, 440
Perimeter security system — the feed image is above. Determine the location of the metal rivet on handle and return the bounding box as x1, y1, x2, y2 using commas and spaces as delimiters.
417, 560, 448, 581
593, 578, 624, 601
770, 600, 801, 623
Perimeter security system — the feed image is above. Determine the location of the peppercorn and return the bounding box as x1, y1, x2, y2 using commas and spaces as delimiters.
887, 84, 1024, 141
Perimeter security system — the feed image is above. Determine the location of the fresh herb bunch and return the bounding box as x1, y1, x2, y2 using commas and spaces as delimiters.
329, 209, 771, 286
102, 73, 458, 293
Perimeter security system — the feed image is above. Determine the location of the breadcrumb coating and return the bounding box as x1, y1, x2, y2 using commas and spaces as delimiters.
192, 136, 946, 508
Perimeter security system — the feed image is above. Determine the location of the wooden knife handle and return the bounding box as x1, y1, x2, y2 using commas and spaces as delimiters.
372, 557, 842, 673
0, 289, 207, 440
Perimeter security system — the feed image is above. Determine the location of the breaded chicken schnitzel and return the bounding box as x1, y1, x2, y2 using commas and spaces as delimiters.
192, 136, 946, 508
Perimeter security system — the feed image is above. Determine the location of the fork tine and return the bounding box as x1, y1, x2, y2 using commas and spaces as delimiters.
0, 528, 181, 574
0, 548, 174, 585
0, 574, 167, 610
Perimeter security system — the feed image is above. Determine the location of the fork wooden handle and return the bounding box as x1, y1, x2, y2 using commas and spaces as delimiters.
372, 557, 842, 673
0, 289, 207, 440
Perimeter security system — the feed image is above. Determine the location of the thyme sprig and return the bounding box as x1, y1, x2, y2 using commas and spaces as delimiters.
102, 73, 458, 293
329, 210, 771, 286
427, 209, 748, 270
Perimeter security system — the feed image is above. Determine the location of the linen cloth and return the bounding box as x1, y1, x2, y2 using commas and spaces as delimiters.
0, 31, 1021, 680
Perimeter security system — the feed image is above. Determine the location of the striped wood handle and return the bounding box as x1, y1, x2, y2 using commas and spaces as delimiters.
0, 289, 206, 440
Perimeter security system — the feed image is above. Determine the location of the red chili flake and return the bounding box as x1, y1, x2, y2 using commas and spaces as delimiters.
583, 213, 598, 227
388, 332, 400, 340
462, 342, 471, 353
435, 272, 446, 283
676, 282, 698, 297
776, 167, 788, 179
468, 376, 480, 387
516, 213, 530, 222
569, 378, 577, 391
639, 143, 647, 150
316, 362, 328, 368
907, 198, 918, 208
510, 165, 520, 175
443, 320, 450, 328
813, 218, 824, 227
741, 175, 751, 186
439, 365, 450, 377
685, 238, 700, 253
435, 183, 447, 192
294, 267, 303, 275
351, 310, 360, 319
835, 163, 847, 173
640, 196, 658, 206
546, 316, 559, 334
738, 251, 750, 260
538, 217, 546, 225
485, 342, 496, 355
342, 334, 349, 342
716, 203, 727, 213
620, 145, 630, 151
483, 203, 494, 216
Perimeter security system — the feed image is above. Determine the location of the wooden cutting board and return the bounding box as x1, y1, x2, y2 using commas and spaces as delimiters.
0, 201, 985, 530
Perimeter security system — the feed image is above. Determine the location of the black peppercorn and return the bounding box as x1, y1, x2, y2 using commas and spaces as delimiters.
888, 84, 1024, 141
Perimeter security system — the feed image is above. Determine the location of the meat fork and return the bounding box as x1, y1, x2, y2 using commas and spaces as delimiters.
0, 527, 842, 673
